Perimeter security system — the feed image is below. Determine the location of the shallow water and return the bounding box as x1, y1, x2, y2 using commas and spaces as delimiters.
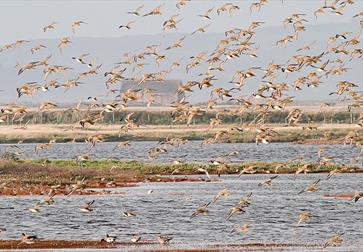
0, 141, 362, 165
0, 174, 362, 251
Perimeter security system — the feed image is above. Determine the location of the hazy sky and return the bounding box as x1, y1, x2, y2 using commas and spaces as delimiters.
1, 0, 362, 45
0, 0, 362, 104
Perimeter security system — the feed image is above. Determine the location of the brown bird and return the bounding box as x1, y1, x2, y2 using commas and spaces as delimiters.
101, 234, 117, 243
190, 201, 211, 218
158, 235, 172, 245
226, 204, 246, 220
130, 234, 141, 243
42, 189, 56, 205
28, 202, 42, 213
30, 44, 46, 54
143, 4, 164, 17
192, 24, 211, 35
80, 200, 95, 212
20, 233, 39, 244
43, 22, 57, 32
127, 4, 144, 16
213, 188, 230, 203
351, 191, 363, 202
18, 62, 39, 75
324, 233, 343, 248
297, 212, 311, 224
231, 223, 249, 233
176, 0, 190, 9
58, 37, 71, 52
298, 179, 321, 194
72, 20, 87, 34
198, 7, 214, 20
258, 175, 278, 186
39, 102, 57, 111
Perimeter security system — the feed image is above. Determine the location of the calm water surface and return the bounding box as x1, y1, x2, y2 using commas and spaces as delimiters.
0, 174, 362, 251
0, 141, 362, 165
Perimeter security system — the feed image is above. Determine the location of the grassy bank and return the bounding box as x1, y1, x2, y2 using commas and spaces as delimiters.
0, 123, 361, 144
26, 159, 360, 174
2, 107, 360, 125
0, 159, 361, 196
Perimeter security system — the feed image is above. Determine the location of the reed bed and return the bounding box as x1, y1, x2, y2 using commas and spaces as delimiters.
1, 109, 361, 126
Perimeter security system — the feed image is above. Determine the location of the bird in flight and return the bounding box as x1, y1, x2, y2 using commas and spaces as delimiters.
128, 4, 144, 16
119, 21, 136, 30
72, 20, 87, 34
43, 22, 57, 32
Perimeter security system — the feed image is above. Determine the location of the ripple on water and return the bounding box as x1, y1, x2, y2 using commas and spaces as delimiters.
0, 174, 362, 250
0, 141, 361, 164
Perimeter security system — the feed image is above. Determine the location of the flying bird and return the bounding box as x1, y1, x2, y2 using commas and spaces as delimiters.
72, 20, 87, 34
119, 21, 136, 30
43, 22, 57, 32
128, 4, 144, 16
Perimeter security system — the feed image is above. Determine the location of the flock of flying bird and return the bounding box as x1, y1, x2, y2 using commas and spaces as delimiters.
0, 0, 363, 249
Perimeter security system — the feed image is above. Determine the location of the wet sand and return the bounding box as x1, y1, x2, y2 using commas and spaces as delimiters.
0, 240, 322, 250
322, 193, 356, 198
0, 240, 154, 250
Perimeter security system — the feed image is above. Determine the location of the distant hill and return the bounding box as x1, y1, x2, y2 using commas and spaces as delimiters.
0, 22, 361, 104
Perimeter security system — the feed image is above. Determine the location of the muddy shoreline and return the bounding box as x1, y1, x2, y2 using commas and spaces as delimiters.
0, 240, 323, 250
1, 159, 362, 196
0, 176, 208, 196
1, 172, 362, 197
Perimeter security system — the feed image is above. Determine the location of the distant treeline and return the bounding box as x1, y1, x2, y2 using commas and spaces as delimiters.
3, 109, 361, 125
